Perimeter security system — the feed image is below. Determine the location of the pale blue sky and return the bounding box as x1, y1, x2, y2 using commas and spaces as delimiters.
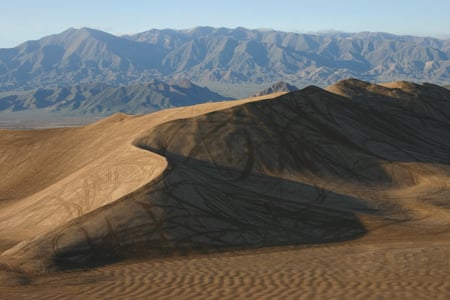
1, 0, 449, 48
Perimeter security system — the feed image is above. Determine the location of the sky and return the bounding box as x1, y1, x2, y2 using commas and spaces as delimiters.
1, 0, 449, 48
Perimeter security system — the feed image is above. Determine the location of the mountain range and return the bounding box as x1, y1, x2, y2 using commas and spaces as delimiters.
0, 27, 449, 96
0, 79, 229, 116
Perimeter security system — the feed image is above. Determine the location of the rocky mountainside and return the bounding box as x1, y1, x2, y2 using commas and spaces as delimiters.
0, 27, 449, 93
253, 81, 298, 96
0, 79, 229, 116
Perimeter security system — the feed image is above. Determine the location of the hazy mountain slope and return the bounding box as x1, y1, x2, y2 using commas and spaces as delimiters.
0, 28, 165, 91
253, 81, 298, 96
1, 79, 449, 272
0, 79, 229, 115
0, 27, 449, 92
128, 27, 450, 85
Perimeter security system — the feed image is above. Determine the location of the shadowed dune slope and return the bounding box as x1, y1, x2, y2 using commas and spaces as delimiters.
1, 80, 450, 273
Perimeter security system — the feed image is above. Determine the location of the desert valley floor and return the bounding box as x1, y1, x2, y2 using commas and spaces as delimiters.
0, 79, 449, 299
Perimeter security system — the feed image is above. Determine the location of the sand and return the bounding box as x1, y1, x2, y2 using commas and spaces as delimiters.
1, 238, 448, 299
0, 80, 449, 299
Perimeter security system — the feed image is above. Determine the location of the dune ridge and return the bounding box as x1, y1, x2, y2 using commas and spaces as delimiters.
0, 80, 449, 298
0, 93, 283, 259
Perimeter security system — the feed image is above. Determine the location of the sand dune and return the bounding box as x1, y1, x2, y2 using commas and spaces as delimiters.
0, 81, 449, 298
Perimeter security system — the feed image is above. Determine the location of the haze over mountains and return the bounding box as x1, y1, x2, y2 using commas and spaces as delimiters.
0, 79, 229, 116
0, 26, 449, 95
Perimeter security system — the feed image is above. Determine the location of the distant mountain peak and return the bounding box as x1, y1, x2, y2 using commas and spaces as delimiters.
253, 81, 299, 96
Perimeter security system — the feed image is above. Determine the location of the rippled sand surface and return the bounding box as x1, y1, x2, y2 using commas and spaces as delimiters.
2, 238, 448, 299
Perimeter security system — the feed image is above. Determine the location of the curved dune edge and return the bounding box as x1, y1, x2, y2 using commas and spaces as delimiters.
0, 144, 167, 240
0, 92, 288, 271
0, 114, 170, 245
1, 81, 450, 274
